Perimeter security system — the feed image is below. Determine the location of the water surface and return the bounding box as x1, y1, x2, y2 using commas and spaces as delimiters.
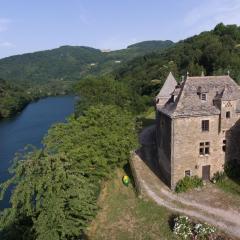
0, 96, 75, 208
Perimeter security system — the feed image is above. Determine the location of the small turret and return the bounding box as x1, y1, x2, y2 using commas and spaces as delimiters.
156, 72, 177, 107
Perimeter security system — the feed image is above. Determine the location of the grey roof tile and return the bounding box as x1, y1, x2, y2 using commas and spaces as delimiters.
156, 72, 177, 98
157, 75, 240, 118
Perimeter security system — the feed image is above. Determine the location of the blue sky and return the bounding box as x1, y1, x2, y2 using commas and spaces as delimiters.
0, 0, 240, 58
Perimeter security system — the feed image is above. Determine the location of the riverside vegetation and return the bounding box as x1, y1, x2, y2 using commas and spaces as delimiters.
1, 23, 240, 239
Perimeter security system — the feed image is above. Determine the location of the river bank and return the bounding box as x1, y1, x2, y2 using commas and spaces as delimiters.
0, 95, 76, 209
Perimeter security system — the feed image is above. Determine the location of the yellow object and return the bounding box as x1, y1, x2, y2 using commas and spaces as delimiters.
122, 175, 130, 186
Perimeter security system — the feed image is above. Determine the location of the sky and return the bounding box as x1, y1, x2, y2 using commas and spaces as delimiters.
0, 0, 240, 58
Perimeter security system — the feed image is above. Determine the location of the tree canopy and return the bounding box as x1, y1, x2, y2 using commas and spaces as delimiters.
115, 23, 240, 97
0, 105, 138, 240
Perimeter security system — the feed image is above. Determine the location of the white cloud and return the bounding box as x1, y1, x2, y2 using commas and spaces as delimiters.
0, 18, 11, 32
183, 0, 240, 37
0, 41, 15, 48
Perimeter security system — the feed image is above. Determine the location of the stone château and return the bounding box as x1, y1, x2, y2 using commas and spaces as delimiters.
155, 72, 240, 189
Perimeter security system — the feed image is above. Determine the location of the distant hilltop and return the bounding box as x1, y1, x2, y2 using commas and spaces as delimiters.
101, 49, 112, 53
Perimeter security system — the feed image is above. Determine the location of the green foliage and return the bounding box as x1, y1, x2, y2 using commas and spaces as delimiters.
74, 75, 150, 115
193, 223, 216, 239
1, 151, 98, 240
0, 105, 138, 239
44, 105, 138, 177
0, 41, 173, 87
216, 178, 240, 196
175, 176, 203, 193
115, 23, 240, 98
116, 57, 178, 96
173, 216, 193, 239
0, 79, 30, 118
211, 171, 226, 183
173, 215, 216, 240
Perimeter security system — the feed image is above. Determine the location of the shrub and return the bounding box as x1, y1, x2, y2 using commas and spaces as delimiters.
173, 215, 193, 239
194, 223, 216, 239
173, 215, 217, 240
175, 176, 203, 193
211, 171, 226, 183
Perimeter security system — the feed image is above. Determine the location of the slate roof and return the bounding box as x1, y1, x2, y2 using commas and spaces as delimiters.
157, 75, 240, 118
156, 72, 177, 99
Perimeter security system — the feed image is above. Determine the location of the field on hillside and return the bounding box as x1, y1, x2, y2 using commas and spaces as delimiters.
87, 168, 177, 240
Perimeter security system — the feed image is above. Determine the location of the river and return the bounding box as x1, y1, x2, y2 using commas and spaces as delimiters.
0, 96, 75, 209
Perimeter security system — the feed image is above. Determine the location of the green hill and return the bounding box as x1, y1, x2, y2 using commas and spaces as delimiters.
0, 40, 174, 86
115, 23, 240, 97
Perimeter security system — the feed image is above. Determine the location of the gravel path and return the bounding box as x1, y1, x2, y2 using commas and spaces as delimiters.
131, 124, 240, 239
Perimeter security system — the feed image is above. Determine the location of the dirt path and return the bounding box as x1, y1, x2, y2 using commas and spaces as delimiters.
131, 125, 240, 239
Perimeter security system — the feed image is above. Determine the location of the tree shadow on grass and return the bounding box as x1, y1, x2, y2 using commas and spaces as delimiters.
123, 162, 136, 189
168, 214, 179, 231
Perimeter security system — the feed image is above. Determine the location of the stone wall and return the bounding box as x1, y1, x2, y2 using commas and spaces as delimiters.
156, 106, 240, 190
156, 111, 172, 187
172, 115, 225, 188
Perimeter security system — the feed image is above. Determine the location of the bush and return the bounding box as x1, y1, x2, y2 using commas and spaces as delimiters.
194, 223, 216, 239
211, 171, 226, 183
175, 176, 203, 193
173, 215, 217, 240
173, 216, 193, 239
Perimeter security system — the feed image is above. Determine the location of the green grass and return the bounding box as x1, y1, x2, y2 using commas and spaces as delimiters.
87, 168, 177, 240
216, 178, 240, 196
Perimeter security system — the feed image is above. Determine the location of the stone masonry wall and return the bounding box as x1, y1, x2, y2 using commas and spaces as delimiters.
171, 115, 225, 189
156, 111, 172, 187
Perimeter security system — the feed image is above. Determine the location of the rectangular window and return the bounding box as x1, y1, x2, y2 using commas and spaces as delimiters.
202, 120, 209, 132
199, 142, 210, 156
226, 111, 231, 118
201, 93, 207, 101
222, 140, 226, 152
185, 170, 191, 177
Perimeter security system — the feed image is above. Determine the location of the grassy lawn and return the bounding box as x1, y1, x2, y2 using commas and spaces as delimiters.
216, 178, 240, 196
87, 168, 177, 240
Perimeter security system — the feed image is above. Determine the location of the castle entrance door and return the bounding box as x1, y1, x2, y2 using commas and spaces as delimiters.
202, 165, 210, 180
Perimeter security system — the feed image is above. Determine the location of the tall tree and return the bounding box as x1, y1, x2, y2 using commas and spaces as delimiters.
0, 105, 138, 240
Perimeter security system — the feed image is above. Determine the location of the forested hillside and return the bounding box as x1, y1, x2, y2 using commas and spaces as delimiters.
115, 23, 240, 97
0, 40, 172, 119
0, 79, 30, 118
0, 40, 173, 85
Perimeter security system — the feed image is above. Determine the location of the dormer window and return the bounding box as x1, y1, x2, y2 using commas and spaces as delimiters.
197, 86, 208, 101
201, 93, 207, 101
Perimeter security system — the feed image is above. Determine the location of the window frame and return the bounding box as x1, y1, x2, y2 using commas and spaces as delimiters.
199, 142, 210, 156
201, 120, 209, 132
226, 111, 231, 119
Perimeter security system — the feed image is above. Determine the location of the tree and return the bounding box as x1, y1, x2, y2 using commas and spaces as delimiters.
74, 76, 148, 115
0, 105, 138, 240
